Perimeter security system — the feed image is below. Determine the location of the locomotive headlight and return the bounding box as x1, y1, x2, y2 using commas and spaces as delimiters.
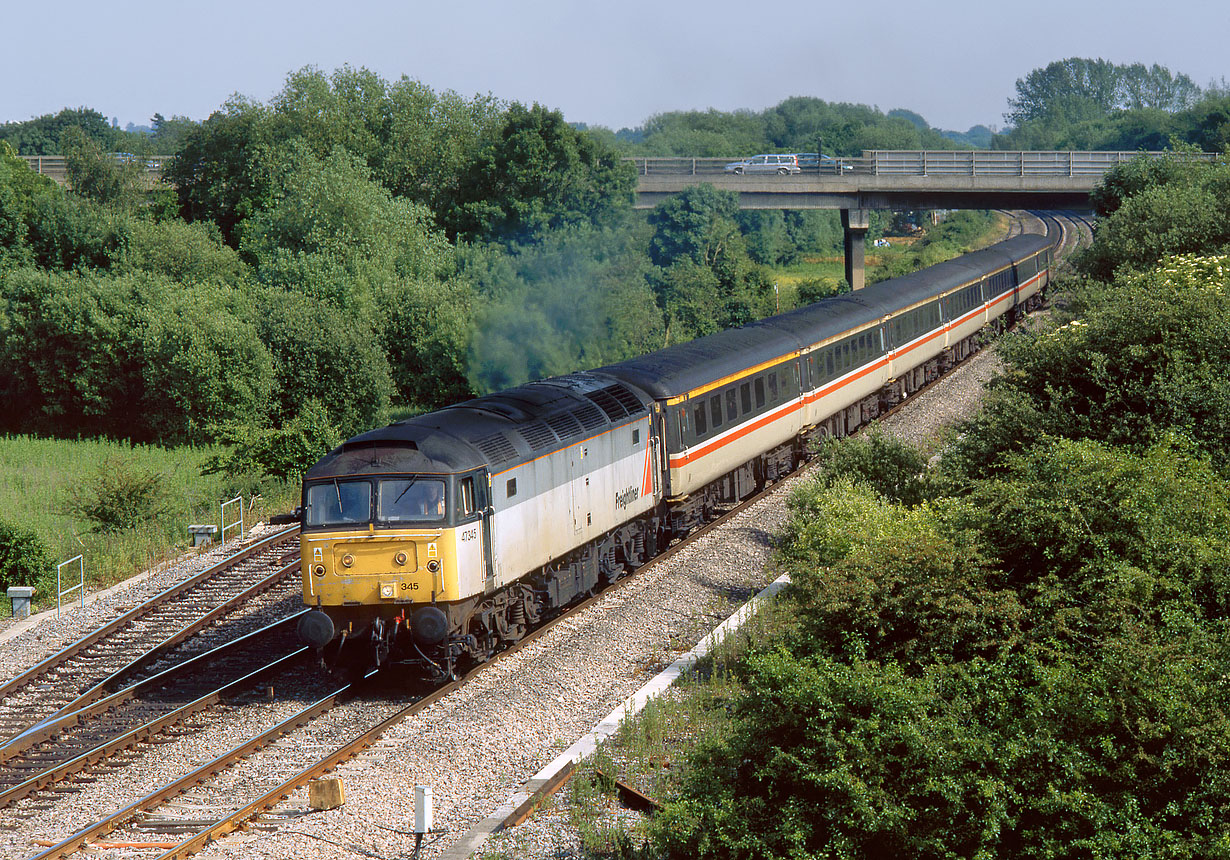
394, 551, 408, 566
379, 582, 396, 599
312, 563, 326, 577
341, 553, 355, 568
426, 559, 440, 573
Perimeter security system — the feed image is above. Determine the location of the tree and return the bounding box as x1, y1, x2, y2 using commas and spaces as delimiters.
0, 107, 116, 155
1079, 173, 1230, 279
61, 126, 145, 211
647, 184, 741, 269
163, 97, 275, 247
253, 287, 394, 438
378, 77, 505, 214
443, 102, 636, 245
1005, 58, 1201, 128
148, 113, 198, 155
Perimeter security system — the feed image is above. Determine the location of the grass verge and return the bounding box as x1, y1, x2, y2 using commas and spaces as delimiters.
0, 434, 298, 616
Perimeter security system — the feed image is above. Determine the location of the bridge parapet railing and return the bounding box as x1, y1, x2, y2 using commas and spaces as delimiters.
864, 150, 1219, 177
20, 154, 170, 178
625, 156, 862, 176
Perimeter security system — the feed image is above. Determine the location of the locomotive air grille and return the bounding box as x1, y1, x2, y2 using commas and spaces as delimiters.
605, 383, 647, 415
586, 388, 628, 421
518, 421, 557, 452
546, 411, 584, 440
572, 403, 606, 432
472, 432, 518, 465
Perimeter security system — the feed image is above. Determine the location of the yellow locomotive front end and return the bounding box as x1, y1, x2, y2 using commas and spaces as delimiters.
295, 462, 491, 678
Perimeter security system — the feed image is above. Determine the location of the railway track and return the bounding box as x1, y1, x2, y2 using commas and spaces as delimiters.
25, 472, 799, 860
0, 528, 300, 749
0, 614, 317, 813
9, 213, 1094, 860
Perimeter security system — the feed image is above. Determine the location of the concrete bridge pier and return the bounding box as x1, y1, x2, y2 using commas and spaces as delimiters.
841, 208, 870, 291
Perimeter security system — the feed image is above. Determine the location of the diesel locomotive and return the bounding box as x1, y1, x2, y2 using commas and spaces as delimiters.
293, 233, 1053, 678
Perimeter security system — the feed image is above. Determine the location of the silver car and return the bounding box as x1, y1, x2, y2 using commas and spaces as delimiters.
723, 154, 801, 175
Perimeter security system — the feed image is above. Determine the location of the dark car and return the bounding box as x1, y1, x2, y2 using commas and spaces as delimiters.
794, 153, 853, 172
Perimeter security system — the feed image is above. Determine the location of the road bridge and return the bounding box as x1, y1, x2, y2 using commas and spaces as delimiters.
19, 150, 1217, 289
631, 150, 1217, 288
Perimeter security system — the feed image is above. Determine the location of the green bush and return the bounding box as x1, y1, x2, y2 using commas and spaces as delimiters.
65, 455, 173, 533
808, 429, 934, 505
0, 520, 51, 592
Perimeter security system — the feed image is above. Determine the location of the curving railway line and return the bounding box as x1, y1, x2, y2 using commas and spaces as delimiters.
2, 211, 1093, 860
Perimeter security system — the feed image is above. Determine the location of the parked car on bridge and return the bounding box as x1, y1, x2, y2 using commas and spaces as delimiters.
794, 153, 853, 172
723, 154, 801, 175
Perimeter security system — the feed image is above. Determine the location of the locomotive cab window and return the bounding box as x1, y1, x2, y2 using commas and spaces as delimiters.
378, 478, 445, 523
459, 477, 476, 518
306, 480, 371, 527
632, 428, 640, 445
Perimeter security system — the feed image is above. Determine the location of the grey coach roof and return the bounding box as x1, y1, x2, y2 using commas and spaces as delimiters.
599, 233, 1051, 400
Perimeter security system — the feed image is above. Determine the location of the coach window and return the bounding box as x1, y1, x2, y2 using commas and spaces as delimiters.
740, 382, 752, 414
826, 350, 835, 378
767, 372, 778, 402
678, 409, 688, 441
842, 342, 851, 369
754, 377, 766, 408
726, 389, 738, 421
694, 404, 707, 436
710, 394, 723, 428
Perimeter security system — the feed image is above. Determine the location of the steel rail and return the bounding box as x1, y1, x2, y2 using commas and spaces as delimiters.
26, 558, 302, 732
0, 526, 299, 706
1, 646, 311, 809
0, 609, 308, 770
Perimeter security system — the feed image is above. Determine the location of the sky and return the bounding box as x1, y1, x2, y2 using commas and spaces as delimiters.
3, 0, 1228, 135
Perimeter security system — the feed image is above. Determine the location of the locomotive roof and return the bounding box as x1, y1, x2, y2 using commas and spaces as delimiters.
303, 371, 652, 480
598, 233, 1052, 399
